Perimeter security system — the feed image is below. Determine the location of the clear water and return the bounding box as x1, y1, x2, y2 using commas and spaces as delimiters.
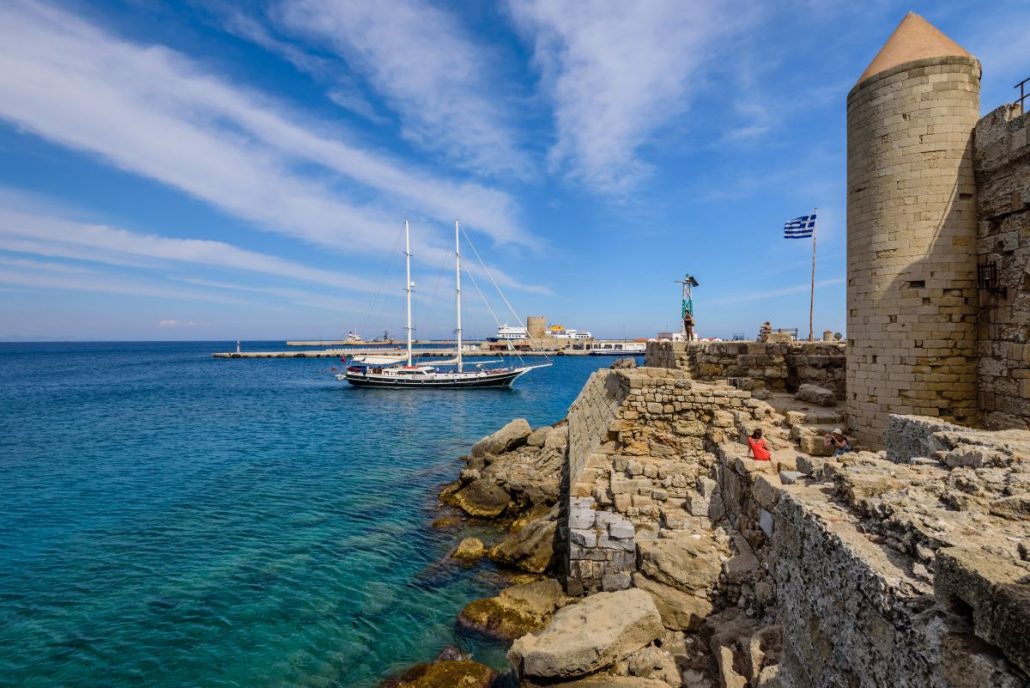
0, 342, 620, 688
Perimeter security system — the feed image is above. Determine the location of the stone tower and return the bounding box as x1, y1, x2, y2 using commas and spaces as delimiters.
846, 13, 981, 448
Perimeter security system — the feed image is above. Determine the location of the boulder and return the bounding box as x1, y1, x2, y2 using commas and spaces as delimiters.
378, 659, 495, 688
471, 418, 532, 457
526, 426, 552, 447
449, 537, 486, 564
795, 384, 836, 407
636, 532, 725, 597
508, 589, 664, 680
561, 676, 671, 687
632, 573, 713, 631
489, 513, 557, 573
449, 480, 511, 519
458, 578, 567, 641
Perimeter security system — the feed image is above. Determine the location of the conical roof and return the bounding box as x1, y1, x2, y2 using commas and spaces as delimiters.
857, 12, 972, 84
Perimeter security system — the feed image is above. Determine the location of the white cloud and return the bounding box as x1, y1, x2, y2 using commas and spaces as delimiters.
0, 199, 380, 293
275, 0, 530, 178
0, 1, 531, 254
508, 0, 753, 194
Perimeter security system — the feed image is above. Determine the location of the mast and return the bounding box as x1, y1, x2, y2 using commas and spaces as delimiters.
455, 219, 463, 372
808, 209, 818, 342
405, 219, 413, 367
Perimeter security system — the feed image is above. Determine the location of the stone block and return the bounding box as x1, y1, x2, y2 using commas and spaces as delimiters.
570, 528, 598, 548
796, 384, 837, 406
609, 520, 636, 539
935, 547, 1030, 676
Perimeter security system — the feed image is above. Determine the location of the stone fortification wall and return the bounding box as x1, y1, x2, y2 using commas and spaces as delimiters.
974, 103, 1030, 429
715, 415, 1029, 687
555, 364, 1028, 686
846, 55, 982, 448
645, 341, 846, 398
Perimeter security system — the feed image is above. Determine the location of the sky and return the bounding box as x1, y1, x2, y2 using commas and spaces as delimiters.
0, 0, 1027, 342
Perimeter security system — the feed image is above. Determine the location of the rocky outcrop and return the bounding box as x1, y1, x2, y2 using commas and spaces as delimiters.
458, 578, 569, 641
449, 537, 486, 564
508, 589, 664, 682
489, 506, 558, 574
446, 420, 567, 521
471, 418, 533, 457
378, 659, 496, 688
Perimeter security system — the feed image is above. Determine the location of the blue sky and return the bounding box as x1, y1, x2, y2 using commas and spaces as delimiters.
0, 0, 1026, 341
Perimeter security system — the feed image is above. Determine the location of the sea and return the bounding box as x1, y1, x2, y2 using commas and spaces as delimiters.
0, 342, 621, 688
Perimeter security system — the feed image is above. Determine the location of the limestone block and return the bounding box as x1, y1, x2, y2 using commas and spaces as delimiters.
632, 573, 713, 631
796, 383, 837, 406
508, 589, 664, 680
934, 547, 1030, 676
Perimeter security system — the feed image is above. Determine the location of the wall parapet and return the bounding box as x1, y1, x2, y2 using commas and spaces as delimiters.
645, 341, 846, 398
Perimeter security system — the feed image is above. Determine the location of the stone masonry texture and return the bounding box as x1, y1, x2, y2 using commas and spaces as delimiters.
846, 55, 982, 448
974, 103, 1030, 430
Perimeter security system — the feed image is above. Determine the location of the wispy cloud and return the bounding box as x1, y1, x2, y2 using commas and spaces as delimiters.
156, 319, 210, 329
0, 1, 531, 254
508, 0, 755, 195
0, 198, 379, 293
274, 0, 530, 178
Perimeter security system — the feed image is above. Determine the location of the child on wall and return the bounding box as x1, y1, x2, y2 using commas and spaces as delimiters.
746, 428, 771, 461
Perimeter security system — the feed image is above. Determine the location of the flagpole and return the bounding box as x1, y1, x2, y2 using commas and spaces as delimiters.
808, 208, 818, 342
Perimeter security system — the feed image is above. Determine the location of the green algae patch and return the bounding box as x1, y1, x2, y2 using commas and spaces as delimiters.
383, 659, 496, 688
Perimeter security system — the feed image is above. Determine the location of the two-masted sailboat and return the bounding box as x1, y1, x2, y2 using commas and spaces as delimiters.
336, 220, 549, 389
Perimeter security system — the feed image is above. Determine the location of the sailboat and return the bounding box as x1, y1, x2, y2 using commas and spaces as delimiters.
336, 220, 549, 389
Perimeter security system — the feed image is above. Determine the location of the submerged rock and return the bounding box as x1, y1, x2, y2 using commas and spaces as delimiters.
508, 588, 664, 681
449, 480, 511, 519
458, 578, 568, 641
378, 659, 495, 688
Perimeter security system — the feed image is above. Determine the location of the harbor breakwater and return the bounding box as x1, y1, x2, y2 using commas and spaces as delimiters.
429, 342, 1029, 687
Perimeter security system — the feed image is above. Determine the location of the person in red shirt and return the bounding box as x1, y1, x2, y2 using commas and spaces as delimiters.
746, 428, 771, 461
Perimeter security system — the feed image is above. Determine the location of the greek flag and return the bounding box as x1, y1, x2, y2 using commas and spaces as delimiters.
784, 214, 816, 239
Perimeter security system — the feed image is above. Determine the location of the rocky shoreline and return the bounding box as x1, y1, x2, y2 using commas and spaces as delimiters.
383, 372, 762, 687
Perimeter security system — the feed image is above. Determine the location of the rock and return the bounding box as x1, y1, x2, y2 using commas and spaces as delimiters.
458, 578, 567, 641
795, 384, 836, 407
378, 659, 495, 688
633, 573, 713, 631
450, 537, 486, 564
434, 645, 469, 661
430, 515, 462, 530
622, 646, 679, 683
509, 589, 664, 680
471, 418, 532, 457
636, 533, 725, 597
449, 480, 511, 519
560, 676, 672, 688
526, 425, 552, 447
778, 470, 802, 485
489, 511, 557, 573
722, 543, 759, 584
610, 357, 638, 369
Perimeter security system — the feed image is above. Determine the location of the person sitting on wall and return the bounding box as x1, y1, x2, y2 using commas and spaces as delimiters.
825, 428, 852, 457
746, 428, 771, 462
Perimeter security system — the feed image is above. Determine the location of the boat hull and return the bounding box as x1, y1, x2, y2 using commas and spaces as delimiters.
343, 368, 527, 389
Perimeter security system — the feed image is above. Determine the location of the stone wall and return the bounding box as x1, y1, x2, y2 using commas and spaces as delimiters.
557, 365, 1029, 685
715, 414, 1030, 687
974, 103, 1030, 430
846, 55, 982, 448
645, 341, 846, 398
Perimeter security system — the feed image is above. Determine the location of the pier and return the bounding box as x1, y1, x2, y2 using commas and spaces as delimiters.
212, 347, 579, 359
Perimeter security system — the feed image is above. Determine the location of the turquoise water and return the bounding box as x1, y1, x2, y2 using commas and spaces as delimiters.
0, 343, 617, 687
